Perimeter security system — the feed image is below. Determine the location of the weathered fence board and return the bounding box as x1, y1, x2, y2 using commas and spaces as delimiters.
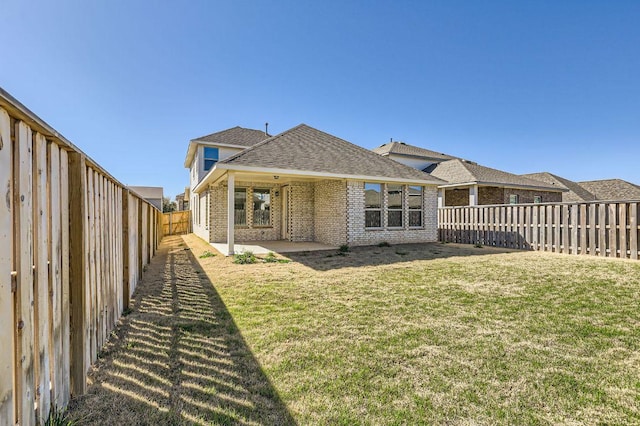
163, 210, 192, 236
0, 89, 164, 425
439, 201, 640, 260
0, 107, 13, 423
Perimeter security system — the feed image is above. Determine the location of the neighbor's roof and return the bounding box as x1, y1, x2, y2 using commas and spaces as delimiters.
578, 179, 640, 201
373, 141, 457, 161
522, 172, 596, 202
127, 186, 164, 199
184, 126, 269, 167
427, 159, 562, 191
194, 124, 444, 191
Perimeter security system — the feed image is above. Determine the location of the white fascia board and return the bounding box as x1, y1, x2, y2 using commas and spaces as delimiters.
210, 164, 442, 186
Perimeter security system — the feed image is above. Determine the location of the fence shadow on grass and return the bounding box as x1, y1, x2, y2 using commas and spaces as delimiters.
67, 236, 296, 425
286, 241, 520, 272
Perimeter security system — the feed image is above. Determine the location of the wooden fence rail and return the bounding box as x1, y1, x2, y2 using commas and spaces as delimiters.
0, 88, 163, 425
438, 201, 639, 260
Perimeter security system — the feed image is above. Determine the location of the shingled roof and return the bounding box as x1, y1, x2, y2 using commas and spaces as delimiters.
373, 141, 457, 161
426, 159, 561, 191
578, 179, 640, 201
522, 172, 596, 202
192, 126, 270, 147
216, 124, 444, 184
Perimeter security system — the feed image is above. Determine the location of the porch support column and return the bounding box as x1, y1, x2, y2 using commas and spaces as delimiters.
227, 172, 235, 255
437, 188, 446, 208
469, 185, 478, 206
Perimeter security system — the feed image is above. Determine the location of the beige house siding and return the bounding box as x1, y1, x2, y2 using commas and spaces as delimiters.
346, 181, 438, 246
314, 180, 348, 246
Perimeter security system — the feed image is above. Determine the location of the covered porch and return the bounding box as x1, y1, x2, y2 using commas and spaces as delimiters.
198, 168, 349, 255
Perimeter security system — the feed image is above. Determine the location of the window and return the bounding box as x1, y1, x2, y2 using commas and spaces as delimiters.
252, 189, 271, 226
364, 183, 382, 227
203, 147, 219, 171
408, 186, 423, 227
234, 188, 247, 226
534, 196, 542, 204
387, 185, 403, 227
509, 194, 519, 204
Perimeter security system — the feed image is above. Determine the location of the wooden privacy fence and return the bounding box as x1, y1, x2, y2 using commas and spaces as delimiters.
0, 88, 163, 426
438, 201, 639, 260
162, 210, 191, 235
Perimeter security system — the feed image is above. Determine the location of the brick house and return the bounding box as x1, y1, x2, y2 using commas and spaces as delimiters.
374, 141, 564, 206
185, 124, 443, 254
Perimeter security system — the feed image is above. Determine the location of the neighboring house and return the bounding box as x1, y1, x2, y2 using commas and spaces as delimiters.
128, 186, 163, 211
521, 172, 597, 202
372, 141, 563, 206
372, 141, 458, 170
175, 187, 191, 211
578, 179, 640, 201
426, 160, 564, 206
185, 124, 444, 254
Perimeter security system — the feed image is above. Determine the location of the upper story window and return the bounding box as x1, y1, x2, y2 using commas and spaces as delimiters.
509, 194, 519, 204
203, 147, 219, 171
534, 196, 542, 204
364, 183, 382, 228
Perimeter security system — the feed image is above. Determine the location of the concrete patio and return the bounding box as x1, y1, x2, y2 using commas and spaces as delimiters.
210, 240, 338, 256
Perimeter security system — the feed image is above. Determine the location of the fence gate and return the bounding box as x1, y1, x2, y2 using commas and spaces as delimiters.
163, 210, 191, 236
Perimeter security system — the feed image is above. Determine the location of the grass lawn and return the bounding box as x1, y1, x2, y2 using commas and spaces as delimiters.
192, 236, 640, 425
68, 235, 640, 425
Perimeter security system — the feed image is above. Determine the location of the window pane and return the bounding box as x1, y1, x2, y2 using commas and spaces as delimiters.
409, 210, 422, 227
203, 147, 219, 171
365, 210, 381, 228
509, 194, 518, 204
234, 188, 246, 225
388, 185, 403, 209
204, 159, 216, 171
253, 189, 271, 226
364, 183, 381, 208
408, 186, 422, 209
387, 210, 403, 227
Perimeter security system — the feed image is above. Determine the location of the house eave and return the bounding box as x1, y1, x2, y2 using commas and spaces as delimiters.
193, 164, 442, 193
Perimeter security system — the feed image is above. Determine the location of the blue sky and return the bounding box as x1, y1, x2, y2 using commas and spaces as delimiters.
1, 1, 639, 199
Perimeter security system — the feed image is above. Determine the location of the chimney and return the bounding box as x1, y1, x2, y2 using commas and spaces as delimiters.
265, 122, 269, 136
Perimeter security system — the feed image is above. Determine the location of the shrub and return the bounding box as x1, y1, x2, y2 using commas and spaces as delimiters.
264, 252, 291, 263
338, 244, 350, 253
199, 250, 216, 259
233, 250, 257, 264
378, 241, 392, 247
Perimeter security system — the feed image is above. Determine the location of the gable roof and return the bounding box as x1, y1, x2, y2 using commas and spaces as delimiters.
522, 172, 596, 202
194, 124, 444, 191
578, 179, 640, 201
184, 126, 269, 167
427, 159, 562, 191
373, 141, 457, 161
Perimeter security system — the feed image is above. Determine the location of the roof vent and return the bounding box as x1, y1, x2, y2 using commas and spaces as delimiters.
265, 122, 269, 136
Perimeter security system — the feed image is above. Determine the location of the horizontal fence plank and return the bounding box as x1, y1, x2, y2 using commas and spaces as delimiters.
438, 201, 640, 261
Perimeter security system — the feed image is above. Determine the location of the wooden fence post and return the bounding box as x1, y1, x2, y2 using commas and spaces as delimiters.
67, 152, 88, 396
0, 108, 14, 424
